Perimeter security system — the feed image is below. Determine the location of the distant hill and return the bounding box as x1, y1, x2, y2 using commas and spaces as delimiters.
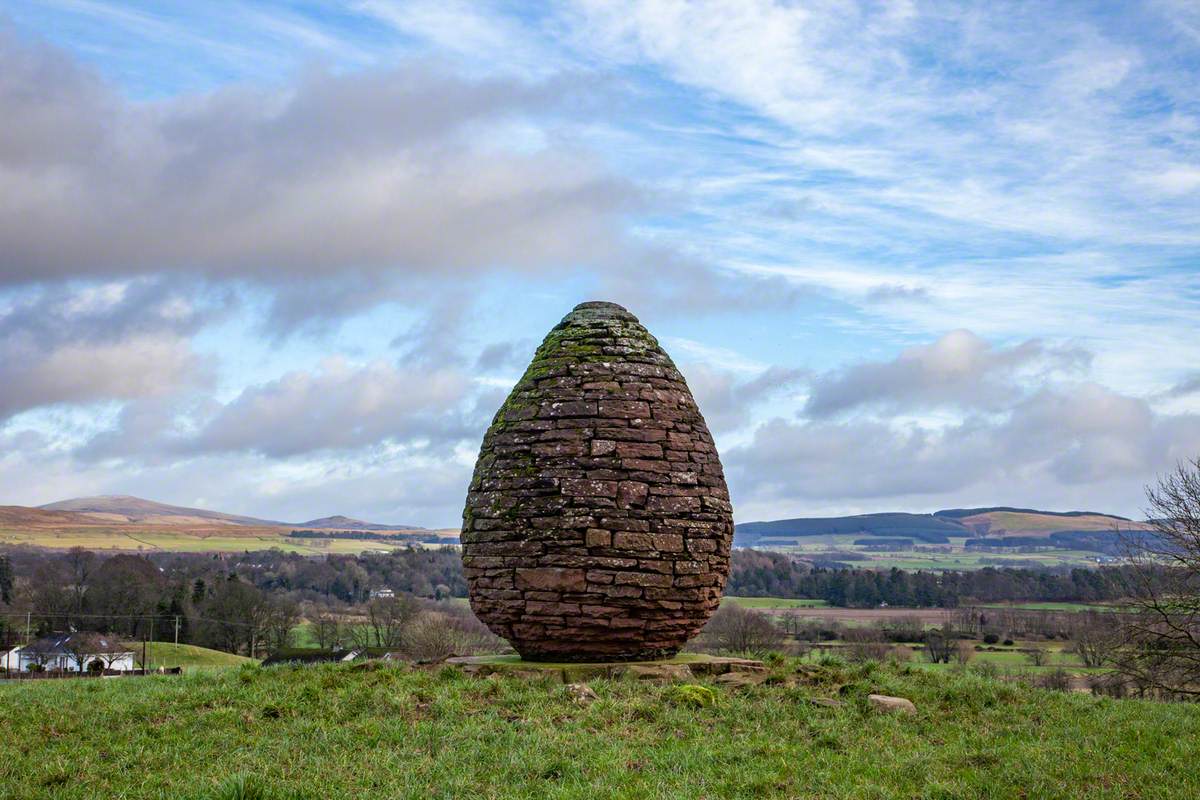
0, 505, 103, 527
735, 513, 966, 547
934, 506, 1133, 521
39, 495, 284, 527
734, 507, 1151, 550
297, 515, 424, 531
32, 495, 420, 530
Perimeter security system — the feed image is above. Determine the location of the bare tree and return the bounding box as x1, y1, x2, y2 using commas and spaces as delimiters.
262, 597, 300, 653
1026, 646, 1049, 667
198, 577, 271, 656
953, 640, 975, 665
697, 605, 784, 656
311, 612, 344, 650
843, 627, 890, 662
1116, 457, 1200, 697
354, 595, 419, 649
1072, 611, 1119, 669
923, 625, 955, 663
65, 547, 95, 625
0, 553, 13, 605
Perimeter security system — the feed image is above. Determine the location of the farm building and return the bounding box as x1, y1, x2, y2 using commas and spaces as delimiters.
11, 633, 136, 672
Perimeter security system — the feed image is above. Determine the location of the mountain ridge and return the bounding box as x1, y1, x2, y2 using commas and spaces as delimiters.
33, 495, 421, 530
734, 507, 1151, 549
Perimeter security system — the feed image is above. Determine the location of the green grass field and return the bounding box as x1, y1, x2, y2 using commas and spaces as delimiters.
1, 658, 1197, 798
763, 533, 1108, 570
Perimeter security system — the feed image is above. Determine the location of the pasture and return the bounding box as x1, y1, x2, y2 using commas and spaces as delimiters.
2, 658, 1198, 799
761, 533, 1110, 570
0, 525, 460, 554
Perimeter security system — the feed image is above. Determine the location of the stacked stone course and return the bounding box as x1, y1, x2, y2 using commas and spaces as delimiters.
461, 301, 734, 661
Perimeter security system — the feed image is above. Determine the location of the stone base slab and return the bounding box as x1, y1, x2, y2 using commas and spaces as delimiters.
446, 653, 766, 683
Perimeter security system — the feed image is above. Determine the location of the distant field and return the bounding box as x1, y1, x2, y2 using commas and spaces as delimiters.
979, 601, 1122, 613
723, 597, 829, 609
759, 533, 1110, 570
772, 606, 956, 625
0, 525, 460, 554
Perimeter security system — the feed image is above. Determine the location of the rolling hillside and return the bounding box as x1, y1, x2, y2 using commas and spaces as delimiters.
0, 495, 454, 553
40, 495, 284, 527
734, 507, 1152, 553
735, 513, 967, 546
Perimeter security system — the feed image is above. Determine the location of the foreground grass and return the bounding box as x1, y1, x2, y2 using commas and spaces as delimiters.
2, 659, 1197, 799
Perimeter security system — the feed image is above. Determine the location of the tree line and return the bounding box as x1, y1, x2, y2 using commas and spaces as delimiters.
728, 550, 1134, 606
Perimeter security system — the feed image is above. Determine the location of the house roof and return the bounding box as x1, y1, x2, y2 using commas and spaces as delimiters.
21, 632, 132, 655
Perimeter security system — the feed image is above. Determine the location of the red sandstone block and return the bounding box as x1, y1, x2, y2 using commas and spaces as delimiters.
526, 601, 582, 616
614, 571, 673, 588
613, 532, 654, 550
562, 478, 618, 497
651, 533, 684, 551
598, 399, 651, 418
646, 495, 701, 513
614, 442, 664, 458
585, 529, 612, 547
514, 567, 587, 592
540, 400, 597, 418
600, 584, 643, 598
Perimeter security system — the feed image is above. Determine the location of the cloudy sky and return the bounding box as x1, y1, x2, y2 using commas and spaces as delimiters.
2, 1, 1199, 526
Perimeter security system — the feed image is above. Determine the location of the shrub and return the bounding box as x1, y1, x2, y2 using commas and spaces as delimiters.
1038, 668, 1072, 692
401, 612, 462, 663
983, 633, 1000, 645
1089, 672, 1129, 699
666, 684, 718, 709
696, 605, 784, 657
923, 626, 955, 663
973, 661, 1000, 679
1025, 647, 1050, 667
1003, 639, 1014, 647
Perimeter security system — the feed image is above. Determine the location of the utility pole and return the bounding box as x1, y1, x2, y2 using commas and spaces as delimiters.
24, 610, 30, 645
174, 615, 180, 646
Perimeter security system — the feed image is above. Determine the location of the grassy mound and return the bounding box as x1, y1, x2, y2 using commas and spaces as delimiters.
1, 659, 1197, 798
141, 642, 257, 669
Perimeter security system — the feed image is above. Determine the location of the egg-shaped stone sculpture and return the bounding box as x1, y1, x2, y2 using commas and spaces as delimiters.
461, 301, 733, 661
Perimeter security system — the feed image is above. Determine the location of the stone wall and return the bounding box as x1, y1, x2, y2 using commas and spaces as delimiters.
461, 301, 733, 661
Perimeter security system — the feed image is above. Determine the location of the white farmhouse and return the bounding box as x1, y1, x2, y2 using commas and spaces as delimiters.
14, 633, 136, 672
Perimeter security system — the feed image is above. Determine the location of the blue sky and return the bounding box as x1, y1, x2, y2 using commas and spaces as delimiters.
1, 0, 1198, 525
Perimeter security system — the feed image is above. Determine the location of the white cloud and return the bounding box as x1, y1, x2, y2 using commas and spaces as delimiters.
184, 358, 474, 458
0, 29, 637, 298
804, 329, 1089, 417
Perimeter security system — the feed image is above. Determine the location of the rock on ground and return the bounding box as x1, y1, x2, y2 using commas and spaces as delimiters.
868, 694, 917, 714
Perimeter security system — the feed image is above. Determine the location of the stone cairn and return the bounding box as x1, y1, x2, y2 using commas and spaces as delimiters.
461, 301, 733, 661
